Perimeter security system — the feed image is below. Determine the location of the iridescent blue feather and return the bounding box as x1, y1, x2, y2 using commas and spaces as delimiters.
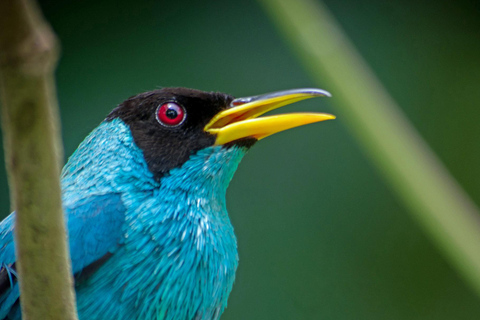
0, 119, 246, 320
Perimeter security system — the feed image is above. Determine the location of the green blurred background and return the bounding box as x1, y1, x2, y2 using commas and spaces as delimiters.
2, 0, 480, 319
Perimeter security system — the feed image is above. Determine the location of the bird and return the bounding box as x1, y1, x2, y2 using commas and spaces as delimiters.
0, 87, 334, 320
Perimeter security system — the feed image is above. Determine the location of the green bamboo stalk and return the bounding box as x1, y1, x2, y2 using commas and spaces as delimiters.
0, 0, 78, 318
258, 0, 480, 297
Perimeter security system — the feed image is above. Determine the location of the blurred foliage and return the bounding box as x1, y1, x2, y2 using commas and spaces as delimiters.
1, 0, 480, 319
260, 0, 480, 301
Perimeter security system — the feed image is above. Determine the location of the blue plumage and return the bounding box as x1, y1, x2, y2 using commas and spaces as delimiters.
1, 119, 245, 319
0, 87, 333, 320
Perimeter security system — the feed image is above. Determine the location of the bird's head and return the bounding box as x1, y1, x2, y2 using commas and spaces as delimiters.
106, 87, 334, 182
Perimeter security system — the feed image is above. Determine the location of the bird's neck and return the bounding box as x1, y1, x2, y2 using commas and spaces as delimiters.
62, 119, 248, 217
61, 120, 157, 204
157, 144, 246, 214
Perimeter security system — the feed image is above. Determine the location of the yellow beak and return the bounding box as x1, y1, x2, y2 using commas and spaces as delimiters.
204, 88, 335, 145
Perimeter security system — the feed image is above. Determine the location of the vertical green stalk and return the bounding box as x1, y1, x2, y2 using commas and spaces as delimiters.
259, 0, 480, 297
0, 0, 78, 319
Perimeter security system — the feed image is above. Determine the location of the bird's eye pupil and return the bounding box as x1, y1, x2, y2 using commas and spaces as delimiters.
156, 102, 186, 127
165, 108, 178, 119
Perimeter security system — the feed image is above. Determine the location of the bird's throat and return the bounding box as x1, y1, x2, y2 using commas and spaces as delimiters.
160, 145, 248, 203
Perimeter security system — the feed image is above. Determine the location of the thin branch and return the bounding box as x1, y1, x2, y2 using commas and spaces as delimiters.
259, 0, 480, 298
0, 0, 78, 319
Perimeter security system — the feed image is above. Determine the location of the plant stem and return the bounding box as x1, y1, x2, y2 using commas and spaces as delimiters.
0, 0, 78, 318
259, 0, 480, 298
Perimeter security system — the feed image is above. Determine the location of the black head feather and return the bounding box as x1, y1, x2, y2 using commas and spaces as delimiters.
106, 87, 254, 181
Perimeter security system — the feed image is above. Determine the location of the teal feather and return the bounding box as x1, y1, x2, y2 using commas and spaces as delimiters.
0, 119, 246, 320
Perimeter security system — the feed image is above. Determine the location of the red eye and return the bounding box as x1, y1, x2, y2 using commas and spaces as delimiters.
156, 102, 186, 127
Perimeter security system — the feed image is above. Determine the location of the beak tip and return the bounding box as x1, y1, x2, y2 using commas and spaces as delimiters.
318, 113, 336, 121
308, 88, 332, 98
320, 91, 332, 98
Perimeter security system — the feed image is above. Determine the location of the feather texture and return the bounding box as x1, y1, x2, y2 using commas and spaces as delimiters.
0, 119, 247, 319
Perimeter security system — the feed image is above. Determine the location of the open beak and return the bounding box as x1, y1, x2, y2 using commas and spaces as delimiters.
204, 88, 335, 145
